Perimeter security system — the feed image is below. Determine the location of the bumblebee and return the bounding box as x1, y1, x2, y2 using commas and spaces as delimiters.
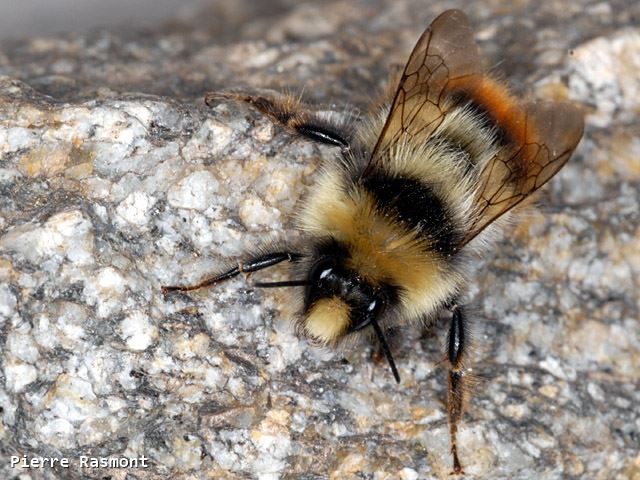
163, 10, 584, 473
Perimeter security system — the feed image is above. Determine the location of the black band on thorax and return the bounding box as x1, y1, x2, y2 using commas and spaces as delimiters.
361, 172, 461, 256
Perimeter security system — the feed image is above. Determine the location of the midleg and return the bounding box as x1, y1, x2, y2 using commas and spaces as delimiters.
205, 92, 351, 149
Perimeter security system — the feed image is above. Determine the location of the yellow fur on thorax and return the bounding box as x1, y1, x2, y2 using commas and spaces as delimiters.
368, 102, 497, 176
356, 101, 505, 234
298, 171, 463, 321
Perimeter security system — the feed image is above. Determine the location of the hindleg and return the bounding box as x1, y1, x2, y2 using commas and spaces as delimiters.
446, 302, 470, 475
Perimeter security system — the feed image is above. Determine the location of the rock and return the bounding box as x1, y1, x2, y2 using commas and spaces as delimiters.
1, 1, 638, 479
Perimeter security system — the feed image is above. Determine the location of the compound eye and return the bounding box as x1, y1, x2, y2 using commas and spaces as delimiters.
310, 257, 337, 286
367, 297, 385, 317
318, 266, 333, 281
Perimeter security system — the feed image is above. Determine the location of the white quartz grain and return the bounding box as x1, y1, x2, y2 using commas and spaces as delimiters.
173, 435, 203, 470
37, 417, 76, 449
115, 190, 155, 226
182, 118, 234, 160
82, 267, 127, 318
119, 311, 157, 351
238, 195, 281, 228
167, 169, 220, 210
6, 330, 40, 363
4, 361, 38, 392
0, 210, 93, 265
0, 283, 17, 319
568, 30, 640, 127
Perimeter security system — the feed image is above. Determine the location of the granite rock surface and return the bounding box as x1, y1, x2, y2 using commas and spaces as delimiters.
0, 1, 639, 479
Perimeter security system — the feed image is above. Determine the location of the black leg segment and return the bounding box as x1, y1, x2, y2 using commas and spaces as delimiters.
445, 302, 469, 475
447, 303, 466, 366
294, 123, 350, 148
162, 251, 301, 295
205, 92, 351, 149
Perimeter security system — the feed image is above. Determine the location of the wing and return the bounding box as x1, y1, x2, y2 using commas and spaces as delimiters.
363, 9, 584, 246
462, 101, 584, 245
364, 9, 482, 172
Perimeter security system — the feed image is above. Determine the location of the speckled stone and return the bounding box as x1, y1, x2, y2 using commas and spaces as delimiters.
1, 1, 639, 479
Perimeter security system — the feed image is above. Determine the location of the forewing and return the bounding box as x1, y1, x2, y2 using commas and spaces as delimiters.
463, 101, 584, 245
366, 9, 482, 169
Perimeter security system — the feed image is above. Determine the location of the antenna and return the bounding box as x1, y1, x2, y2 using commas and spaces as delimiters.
253, 280, 310, 288
370, 318, 401, 384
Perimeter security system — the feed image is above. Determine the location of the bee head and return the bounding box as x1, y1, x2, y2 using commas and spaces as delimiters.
303, 257, 383, 337
302, 255, 401, 383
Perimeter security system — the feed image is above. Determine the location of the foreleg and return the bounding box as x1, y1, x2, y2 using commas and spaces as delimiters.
162, 251, 301, 294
